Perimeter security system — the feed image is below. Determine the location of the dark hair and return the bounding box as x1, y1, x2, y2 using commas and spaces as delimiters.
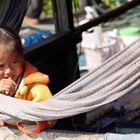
0, 26, 23, 57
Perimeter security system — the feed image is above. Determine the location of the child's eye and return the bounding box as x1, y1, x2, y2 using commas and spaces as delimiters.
0, 64, 4, 68
11, 60, 18, 65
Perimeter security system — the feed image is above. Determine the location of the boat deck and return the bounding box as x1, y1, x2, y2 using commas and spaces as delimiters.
0, 127, 104, 140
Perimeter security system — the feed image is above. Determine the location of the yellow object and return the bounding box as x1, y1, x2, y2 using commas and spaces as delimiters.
14, 61, 55, 135
15, 62, 51, 101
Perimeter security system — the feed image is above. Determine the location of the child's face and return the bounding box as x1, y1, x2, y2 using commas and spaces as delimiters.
0, 43, 23, 82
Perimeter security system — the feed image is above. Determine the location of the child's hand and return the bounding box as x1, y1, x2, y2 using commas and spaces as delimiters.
0, 78, 17, 97
0, 121, 5, 127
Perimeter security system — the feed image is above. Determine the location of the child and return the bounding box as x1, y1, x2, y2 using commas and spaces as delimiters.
0, 26, 56, 135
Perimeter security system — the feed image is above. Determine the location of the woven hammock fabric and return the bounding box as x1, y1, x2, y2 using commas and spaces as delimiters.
0, 39, 140, 121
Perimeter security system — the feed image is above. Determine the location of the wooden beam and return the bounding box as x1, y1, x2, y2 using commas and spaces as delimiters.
0, 127, 104, 140
51, 0, 80, 84
51, 0, 74, 32
79, 0, 140, 32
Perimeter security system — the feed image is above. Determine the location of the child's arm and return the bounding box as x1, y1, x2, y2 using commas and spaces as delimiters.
0, 120, 36, 128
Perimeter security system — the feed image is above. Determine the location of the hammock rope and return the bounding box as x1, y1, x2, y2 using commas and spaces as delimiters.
0, 38, 140, 122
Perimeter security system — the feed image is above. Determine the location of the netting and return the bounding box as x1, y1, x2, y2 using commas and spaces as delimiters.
0, 38, 140, 122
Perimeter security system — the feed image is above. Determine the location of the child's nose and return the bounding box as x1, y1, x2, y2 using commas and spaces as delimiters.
4, 66, 13, 76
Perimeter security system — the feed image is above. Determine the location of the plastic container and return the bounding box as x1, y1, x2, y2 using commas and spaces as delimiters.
22, 30, 53, 48
82, 35, 122, 72
119, 26, 140, 46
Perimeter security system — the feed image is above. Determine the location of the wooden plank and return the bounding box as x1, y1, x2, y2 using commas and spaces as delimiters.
0, 127, 32, 140
51, 0, 80, 85
51, 0, 74, 32
0, 127, 104, 140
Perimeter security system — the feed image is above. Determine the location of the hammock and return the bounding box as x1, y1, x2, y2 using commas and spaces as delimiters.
0, 38, 140, 122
